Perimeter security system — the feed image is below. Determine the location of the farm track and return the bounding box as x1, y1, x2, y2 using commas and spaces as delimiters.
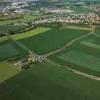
93, 32, 100, 38
62, 25, 92, 31
44, 32, 93, 57
47, 59, 100, 81
3, 30, 100, 81
43, 31, 100, 81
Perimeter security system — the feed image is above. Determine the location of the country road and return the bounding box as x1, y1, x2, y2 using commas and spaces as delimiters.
47, 59, 100, 81
62, 25, 92, 31
42, 31, 100, 81
43, 31, 93, 57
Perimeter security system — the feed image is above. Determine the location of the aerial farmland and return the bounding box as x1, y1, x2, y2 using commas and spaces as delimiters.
0, 0, 100, 100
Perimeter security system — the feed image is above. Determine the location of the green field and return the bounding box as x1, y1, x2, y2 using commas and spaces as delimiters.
81, 41, 100, 50
0, 61, 100, 100
0, 27, 88, 60
18, 28, 88, 54
0, 62, 20, 83
0, 26, 99, 75
59, 51, 100, 72
50, 33, 100, 76
0, 27, 51, 60
0, 14, 40, 25
70, 5, 94, 14
0, 24, 100, 100
0, 24, 28, 35
0, 40, 26, 61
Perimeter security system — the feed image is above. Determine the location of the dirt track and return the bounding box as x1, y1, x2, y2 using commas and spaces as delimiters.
62, 25, 92, 31
43, 32, 100, 81
44, 32, 93, 57
47, 59, 100, 81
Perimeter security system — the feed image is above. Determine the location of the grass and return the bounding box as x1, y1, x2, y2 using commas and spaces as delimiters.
0, 61, 100, 100
0, 14, 40, 25
0, 62, 20, 83
0, 27, 89, 61
0, 40, 26, 61
12, 27, 51, 40
0, 27, 51, 60
18, 28, 89, 54
0, 24, 28, 35
49, 34, 100, 76
70, 5, 93, 14
0, 25, 100, 100
81, 41, 100, 50
59, 50, 100, 72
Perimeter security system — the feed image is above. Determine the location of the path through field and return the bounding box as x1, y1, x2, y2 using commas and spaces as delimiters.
47, 59, 100, 81
44, 31, 93, 57
62, 25, 92, 31
43, 31, 100, 81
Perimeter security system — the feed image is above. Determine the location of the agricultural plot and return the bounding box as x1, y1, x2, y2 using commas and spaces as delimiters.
0, 62, 100, 100
0, 24, 28, 35
0, 62, 20, 83
18, 28, 89, 54
70, 5, 93, 14
12, 27, 51, 40
0, 24, 100, 100
59, 51, 100, 72
50, 33, 100, 76
0, 14, 40, 25
0, 27, 50, 60
0, 40, 26, 61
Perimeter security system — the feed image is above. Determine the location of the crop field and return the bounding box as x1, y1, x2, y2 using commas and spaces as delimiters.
0, 62, 20, 83
0, 14, 41, 25
0, 27, 51, 60
0, 39, 26, 61
0, 27, 88, 60
18, 28, 89, 54
50, 32, 100, 76
0, 24, 28, 35
70, 5, 94, 14
0, 62, 100, 100
0, 24, 100, 100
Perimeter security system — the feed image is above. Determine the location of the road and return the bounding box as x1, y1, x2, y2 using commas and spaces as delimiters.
62, 25, 92, 31
43, 31, 100, 81
44, 32, 93, 57
47, 59, 100, 81
4, 31, 100, 81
